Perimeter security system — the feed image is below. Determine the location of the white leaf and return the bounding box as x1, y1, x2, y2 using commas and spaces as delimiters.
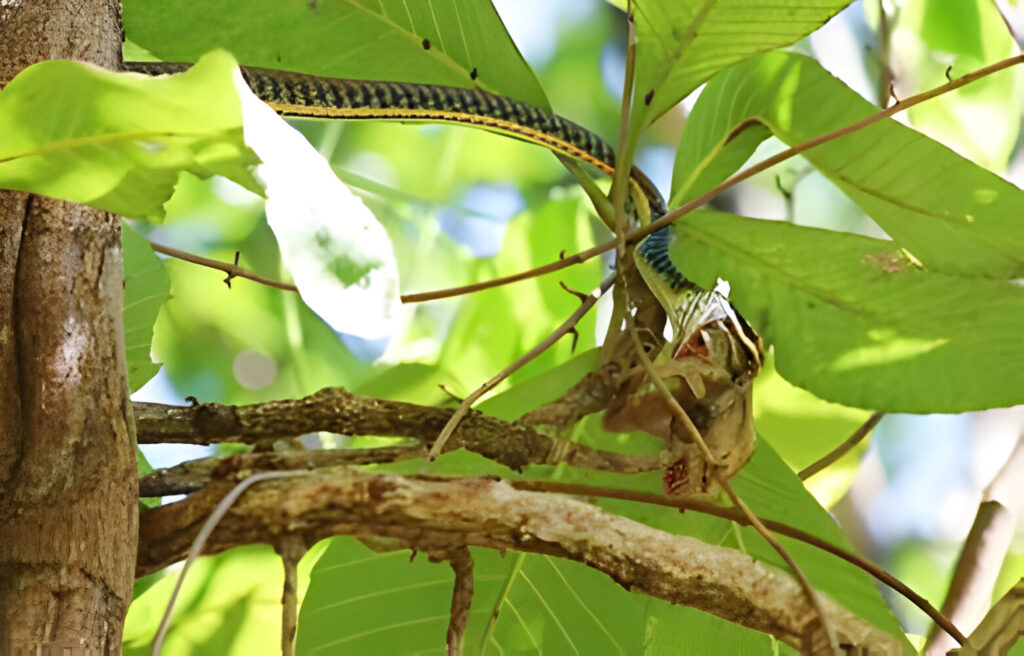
234, 69, 400, 340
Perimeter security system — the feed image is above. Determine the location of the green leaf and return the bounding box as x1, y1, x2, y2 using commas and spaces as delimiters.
665, 209, 1024, 412
0, 52, 261, 220
123, 546, 286, 656
300, 537, 770, 654
630, 0, 851, 130
641, 604, 780, 655
729, 442, 912, 651
122, 222, 170, 392
671, 51, 1024, 278
122, 0, 549, 110
753, 354, 872, 506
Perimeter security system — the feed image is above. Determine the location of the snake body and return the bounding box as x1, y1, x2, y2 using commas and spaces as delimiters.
128, 65, 663, 207
126, 62, 685, 287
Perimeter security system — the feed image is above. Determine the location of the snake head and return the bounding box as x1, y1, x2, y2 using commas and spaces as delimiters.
604, 288, 763, 498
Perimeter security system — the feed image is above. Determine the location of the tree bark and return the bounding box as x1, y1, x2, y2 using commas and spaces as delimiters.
0, 1, 137, 653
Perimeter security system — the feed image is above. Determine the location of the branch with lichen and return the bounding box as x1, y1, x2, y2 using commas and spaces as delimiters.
137, 467, 901, 654
133, 387, 659, 475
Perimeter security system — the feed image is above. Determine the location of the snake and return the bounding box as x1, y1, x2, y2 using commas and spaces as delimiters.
125, 62, 760, 360
125, 63, 686, 278
127, 62, 763, 482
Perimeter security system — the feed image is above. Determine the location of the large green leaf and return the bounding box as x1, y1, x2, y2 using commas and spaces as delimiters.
664, 208, 1024, 412
630, 0, 851, 130
752, 354, 872, 507
122, 222, 171, 392
729, 443, 909, 648
122, 0, 549, 110
298, 539, 650, 655
671, 51, 1024, 278
0, 52, 261, 220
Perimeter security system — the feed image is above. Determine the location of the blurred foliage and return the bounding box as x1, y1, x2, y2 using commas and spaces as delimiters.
883, 0, 1023, 170
0, 0, 1000, 652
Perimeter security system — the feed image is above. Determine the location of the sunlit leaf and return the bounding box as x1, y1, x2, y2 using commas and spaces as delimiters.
298, 540, 505, 654
122, 0, 549, 109
122, 222, 170, 392
672, 51, 1024, 278
123, 546, 286, 656
630, 0, 850, 129
642, 604, 781, 655
0, 52, 261, 220
663, 208, 1024, 411
753, 354, 872, 506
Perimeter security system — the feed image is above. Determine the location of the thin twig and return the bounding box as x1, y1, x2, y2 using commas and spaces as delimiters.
401, 54, 1024, 304
277, 534, 306, 656
152, 470, 310, 655
149, 241, 299, 292
721, 479, 838, 652
426, 274, 615, 461
506, 478, 966, 644
798, 412, 884, 480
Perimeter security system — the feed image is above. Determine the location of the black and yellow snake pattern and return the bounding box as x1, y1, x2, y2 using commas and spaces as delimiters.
125, 61, 686, 290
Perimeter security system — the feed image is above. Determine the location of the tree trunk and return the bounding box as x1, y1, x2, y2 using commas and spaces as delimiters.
0, 1, 137, 652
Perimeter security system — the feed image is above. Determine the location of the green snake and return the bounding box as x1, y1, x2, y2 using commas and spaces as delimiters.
124, 63, 685, 281
126, 60, 760, 351
127, 62, 763, 491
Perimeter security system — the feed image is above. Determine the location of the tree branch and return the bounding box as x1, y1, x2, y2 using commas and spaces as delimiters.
139, 444, 427, 497
132, 387, 659, 474
136, 468, 901, 653
924, 433, 1024, 655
